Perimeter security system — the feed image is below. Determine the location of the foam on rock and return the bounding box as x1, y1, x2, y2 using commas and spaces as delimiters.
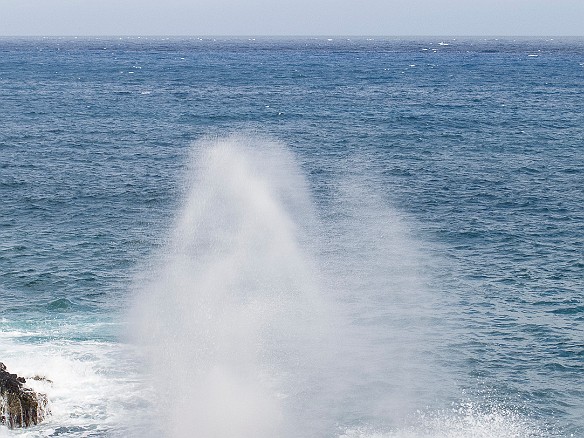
0, 362, 49, 428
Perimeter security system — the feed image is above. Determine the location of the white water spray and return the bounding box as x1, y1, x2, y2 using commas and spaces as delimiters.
131, 136, 333, 438
131, 135, 528, 438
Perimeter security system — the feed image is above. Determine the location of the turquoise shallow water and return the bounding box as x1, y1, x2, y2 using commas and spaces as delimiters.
0, 37, 583, 437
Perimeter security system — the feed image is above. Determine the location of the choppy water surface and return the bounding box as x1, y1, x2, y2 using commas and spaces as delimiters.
0, 37, 583, 437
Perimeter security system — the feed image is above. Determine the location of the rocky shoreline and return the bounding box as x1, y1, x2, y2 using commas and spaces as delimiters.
0, 362, 49, 428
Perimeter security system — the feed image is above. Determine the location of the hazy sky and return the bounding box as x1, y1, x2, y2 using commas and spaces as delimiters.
0, 0, 583, 36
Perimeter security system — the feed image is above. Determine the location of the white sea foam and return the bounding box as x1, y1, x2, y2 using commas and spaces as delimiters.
0, 320, 151, 437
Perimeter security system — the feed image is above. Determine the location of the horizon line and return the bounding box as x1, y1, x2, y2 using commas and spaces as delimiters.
1, 34, 583, 39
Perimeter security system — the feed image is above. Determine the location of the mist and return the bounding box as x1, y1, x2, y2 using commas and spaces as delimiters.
130, 135, 449, 437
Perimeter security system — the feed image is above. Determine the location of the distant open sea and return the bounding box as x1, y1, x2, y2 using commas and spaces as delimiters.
0, 37, 583, 437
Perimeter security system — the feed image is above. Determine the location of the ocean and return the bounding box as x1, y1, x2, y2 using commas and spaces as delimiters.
0, 37, 582, 437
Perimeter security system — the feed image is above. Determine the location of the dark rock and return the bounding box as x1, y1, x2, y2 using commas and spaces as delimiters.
31, 375, 53, 384
0, 362, 49, 428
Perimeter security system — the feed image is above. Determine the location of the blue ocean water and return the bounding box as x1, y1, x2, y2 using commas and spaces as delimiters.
0, 37, 583, 437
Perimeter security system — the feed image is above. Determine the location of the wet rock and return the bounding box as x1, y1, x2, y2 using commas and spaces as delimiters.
31, 375, 54, 384
0, 362, 49, 428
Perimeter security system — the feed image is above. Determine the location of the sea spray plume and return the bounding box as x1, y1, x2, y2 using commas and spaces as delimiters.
130, 136, 331, 438
315, 161, 453, 429
131, 135, 455, 437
